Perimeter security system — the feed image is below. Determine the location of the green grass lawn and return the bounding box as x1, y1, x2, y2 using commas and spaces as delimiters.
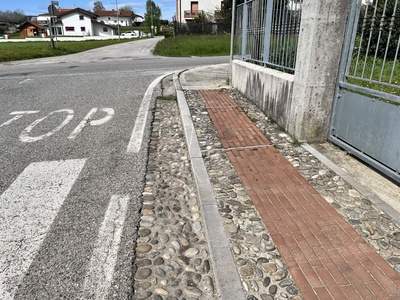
0, 34, 230, 62
348, 55, 400, 96
0, 39, 134, 62
153, 34, 231, 57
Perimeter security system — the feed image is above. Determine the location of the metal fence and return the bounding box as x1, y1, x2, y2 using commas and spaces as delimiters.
236, 0, 302, 73
347, 0, 400, 94
329, 0, 400, 183
175, 21, 231, 35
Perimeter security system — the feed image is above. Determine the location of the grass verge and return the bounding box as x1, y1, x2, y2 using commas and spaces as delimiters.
0, 39, 133, 62
153, 34, 231, 57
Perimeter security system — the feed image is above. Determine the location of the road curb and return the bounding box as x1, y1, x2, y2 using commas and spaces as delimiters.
173, 72, 246, 300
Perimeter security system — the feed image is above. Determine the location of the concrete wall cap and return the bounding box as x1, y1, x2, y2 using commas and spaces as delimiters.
232, 60, 294, 82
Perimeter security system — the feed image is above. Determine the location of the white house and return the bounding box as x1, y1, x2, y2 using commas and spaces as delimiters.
176, 0, 222, 25
95, 10, 144, 27
37, 8, 116, 37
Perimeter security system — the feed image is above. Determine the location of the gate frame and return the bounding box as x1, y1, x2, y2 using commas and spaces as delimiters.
329, 0, 400, 183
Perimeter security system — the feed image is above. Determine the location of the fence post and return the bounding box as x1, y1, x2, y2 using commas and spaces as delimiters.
241, 1, 249, 59
263, 0, 274, 66
287, 0, 352, 142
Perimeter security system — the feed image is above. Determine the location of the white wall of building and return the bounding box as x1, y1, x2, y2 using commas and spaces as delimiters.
92, 23, 115, 36
97, 16, 132, 27
177, 0, 221, 24
61, 14, 92, 36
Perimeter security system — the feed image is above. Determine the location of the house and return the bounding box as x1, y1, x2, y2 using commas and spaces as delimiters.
176, 0, 222, 25
36, 7, 116, 37
95, 10, 144, 27
19, 21, 46, 37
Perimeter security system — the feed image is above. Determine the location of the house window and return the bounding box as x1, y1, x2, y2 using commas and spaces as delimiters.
66, 26, 74, 31
103, 27, 108, 32
79, 15, 84, 20
81, 27, 85, 31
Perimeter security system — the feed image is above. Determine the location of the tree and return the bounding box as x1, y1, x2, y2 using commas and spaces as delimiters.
119, 5, 133, 12
93, 1, 105, 11
144, 0, 162, 35
219, 0, 244, 24
0, 9, 26, 23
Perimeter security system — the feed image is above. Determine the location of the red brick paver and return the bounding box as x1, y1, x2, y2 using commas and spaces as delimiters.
198, 90, 400, 299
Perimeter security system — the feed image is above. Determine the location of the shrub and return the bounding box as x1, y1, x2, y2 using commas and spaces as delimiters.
358, 1, 400, 60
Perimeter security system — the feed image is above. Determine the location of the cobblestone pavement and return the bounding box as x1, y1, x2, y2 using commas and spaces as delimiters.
133, 84, 400, 299
134, 99, 217, 300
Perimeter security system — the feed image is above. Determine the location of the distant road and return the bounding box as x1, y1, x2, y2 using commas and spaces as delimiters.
0, 37, 229, 299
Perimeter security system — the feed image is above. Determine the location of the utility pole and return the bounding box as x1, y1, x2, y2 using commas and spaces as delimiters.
116, 0, 120, 40
151, 4, 154, 37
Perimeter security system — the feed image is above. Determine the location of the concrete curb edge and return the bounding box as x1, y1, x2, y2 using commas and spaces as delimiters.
173, 72, 246, 300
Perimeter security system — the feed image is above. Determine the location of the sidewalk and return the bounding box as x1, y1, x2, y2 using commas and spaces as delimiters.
133, 64, 400, 299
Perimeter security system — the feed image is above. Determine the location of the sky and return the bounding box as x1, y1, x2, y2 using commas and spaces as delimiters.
0, 0, 176, 21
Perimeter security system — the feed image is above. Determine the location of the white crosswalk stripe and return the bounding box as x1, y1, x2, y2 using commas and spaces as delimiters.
82, 194, 130, 300
0, 159, 132, 299
0, 159, 86, 300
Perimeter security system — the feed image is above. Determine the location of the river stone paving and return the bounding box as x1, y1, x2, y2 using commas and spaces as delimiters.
133, 99, 217, 300
134, 86, 400, 299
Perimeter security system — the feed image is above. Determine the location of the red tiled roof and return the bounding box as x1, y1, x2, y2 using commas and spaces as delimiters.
95, 10, 134, 18
19, 21, 46, 30
39, 8, 72, 17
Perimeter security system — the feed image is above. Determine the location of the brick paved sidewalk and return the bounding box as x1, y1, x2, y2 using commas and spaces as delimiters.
198, 90, 400, 300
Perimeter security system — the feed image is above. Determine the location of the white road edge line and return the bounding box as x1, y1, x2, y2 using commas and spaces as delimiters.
126, 72, 175, 154
0, 159, 86, 300
82, 194, 130, 300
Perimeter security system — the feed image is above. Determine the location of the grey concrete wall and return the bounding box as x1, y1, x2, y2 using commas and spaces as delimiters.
231, 60, 294, 129
288, 0, 352, 142
231, 0, 352, 143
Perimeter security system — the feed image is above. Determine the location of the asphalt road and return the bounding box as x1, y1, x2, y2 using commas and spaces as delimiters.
0, 37, 229, 300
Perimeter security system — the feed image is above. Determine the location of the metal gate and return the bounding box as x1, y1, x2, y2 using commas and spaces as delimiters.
329, 0, 400, 183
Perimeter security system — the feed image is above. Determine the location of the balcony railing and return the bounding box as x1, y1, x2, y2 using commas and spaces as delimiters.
184, 10, 204, 19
